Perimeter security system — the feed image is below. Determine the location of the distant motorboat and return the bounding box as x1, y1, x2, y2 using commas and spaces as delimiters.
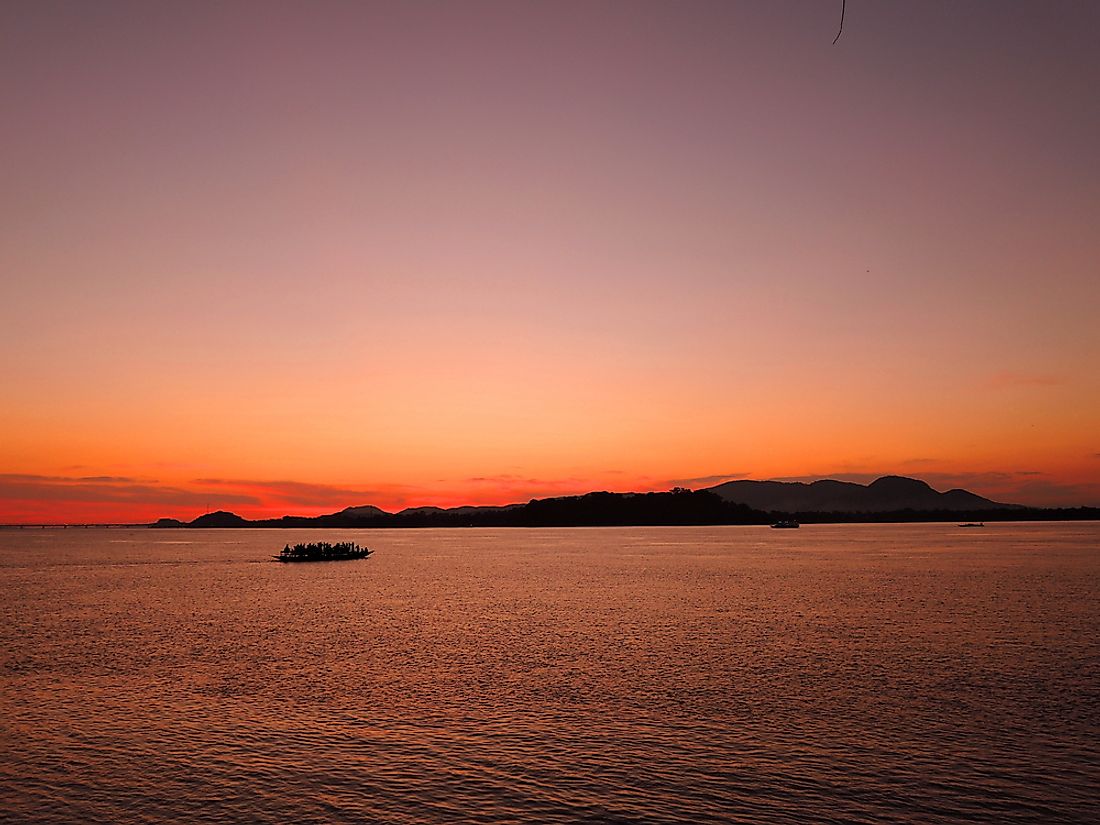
958, 522, 985, 528
771, 520, 800, 529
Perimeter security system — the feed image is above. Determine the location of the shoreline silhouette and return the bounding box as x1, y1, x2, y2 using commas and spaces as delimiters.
146, 476, 1099, 529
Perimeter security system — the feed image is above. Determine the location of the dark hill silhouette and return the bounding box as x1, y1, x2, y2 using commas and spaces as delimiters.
705, 475, 1018, 512
335, 505, 388, 520
395, 506, 446, 516
188, 510, 250, 528
162, 491, 764, 529
150, 476, 1096, 528
520, 490, 759, 526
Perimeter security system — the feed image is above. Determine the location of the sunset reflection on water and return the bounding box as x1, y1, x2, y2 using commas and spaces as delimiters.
1, 524, 1097, 823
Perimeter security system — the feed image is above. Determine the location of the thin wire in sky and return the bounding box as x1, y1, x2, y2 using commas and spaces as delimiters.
833, 0, 846, 44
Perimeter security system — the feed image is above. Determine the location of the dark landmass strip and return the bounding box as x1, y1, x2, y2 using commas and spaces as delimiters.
159, 491, 760, 529
704, 475, 1019, 513
150, 478, 1100, 528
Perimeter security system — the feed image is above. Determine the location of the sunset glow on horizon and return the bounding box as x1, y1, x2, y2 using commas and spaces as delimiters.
2, 1, 1098, 523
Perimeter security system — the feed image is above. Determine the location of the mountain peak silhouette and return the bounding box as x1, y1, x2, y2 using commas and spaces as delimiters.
705, 475, 1015, 513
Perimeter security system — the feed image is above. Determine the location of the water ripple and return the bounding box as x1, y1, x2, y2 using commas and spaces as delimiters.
2, 524, 1098, 823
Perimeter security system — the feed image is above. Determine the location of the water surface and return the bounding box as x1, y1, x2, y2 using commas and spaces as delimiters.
2, 524, 1097, 823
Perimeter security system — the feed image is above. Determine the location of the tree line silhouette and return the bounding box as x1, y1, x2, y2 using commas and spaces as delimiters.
152, 489, 1100, 529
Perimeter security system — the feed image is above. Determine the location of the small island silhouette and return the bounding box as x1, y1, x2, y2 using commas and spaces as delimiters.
151, 476, 1099, 528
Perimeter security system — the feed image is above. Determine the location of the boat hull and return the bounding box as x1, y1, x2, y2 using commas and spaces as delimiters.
273, 552, 372, 563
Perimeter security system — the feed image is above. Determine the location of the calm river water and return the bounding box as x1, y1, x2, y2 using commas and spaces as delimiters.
1, 524, 1097, 824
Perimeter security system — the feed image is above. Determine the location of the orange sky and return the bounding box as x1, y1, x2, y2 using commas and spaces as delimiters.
2, 2, 1098, 522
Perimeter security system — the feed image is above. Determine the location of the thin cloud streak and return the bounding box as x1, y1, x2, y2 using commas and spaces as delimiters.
674, 472, 753, 488
0, 474, 260, 508
191, 478, 407, 509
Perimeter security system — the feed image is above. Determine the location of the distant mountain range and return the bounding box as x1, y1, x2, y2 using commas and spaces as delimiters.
703, 475, 1018, 513
144, 475, 1100, 529
152, 491, 746, 529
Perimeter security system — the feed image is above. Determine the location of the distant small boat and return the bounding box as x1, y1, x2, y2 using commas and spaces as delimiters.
274, 541, 373, 562
958, 522, 985, 528
771, 520, 800, 529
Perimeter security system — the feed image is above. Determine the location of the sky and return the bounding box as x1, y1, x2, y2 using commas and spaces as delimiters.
2, 1, 1098, 522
